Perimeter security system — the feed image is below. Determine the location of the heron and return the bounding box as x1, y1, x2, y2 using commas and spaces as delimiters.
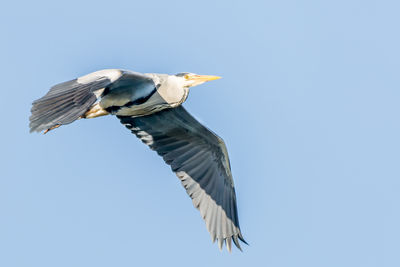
29, 69, 246, 251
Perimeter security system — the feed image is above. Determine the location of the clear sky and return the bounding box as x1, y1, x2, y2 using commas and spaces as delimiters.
1, 0, 399, 266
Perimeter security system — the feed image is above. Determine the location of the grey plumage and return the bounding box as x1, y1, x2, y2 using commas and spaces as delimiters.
29, 78, 107, 132
29, 69, 246, 251
118, 106, 246, 251
30, 70, 156, 132
99, 71, 156, 114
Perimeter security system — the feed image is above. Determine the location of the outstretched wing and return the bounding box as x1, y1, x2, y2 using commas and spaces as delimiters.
118, 106, 246, 251
30, 69, 155, 133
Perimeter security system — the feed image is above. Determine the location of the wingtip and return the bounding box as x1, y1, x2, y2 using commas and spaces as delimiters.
238, 233, 249, 246
226, 237, 232, 253
214, 234, 247, 252
232, 235, 242, 251
218, 238, 224, 251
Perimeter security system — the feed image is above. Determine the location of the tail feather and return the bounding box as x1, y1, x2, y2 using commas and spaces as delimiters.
29, 78, 110, 133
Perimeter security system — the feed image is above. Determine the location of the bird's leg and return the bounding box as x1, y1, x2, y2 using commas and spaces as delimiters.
81, 103, 109, 119
43, 124, 60, 134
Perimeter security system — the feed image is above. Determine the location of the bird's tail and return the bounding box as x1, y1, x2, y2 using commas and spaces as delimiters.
29, 78, 110, 133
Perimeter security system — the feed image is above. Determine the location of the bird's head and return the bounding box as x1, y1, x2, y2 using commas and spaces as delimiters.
175, 72, 221, 88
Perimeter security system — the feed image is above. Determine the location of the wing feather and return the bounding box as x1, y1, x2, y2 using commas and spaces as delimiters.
118, 106, 246, 251
30, 69, 155, 133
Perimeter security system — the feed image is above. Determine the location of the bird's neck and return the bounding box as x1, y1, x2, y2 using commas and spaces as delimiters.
157, 75, 189, 107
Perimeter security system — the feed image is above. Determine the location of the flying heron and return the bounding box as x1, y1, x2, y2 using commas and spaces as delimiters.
29, 69, 246, 251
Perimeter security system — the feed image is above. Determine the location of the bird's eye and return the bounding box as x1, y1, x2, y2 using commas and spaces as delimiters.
184, 74, 190, 80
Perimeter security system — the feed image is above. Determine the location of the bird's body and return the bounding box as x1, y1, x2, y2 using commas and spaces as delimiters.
30, 69, 246, 251
96, 71, 189, 117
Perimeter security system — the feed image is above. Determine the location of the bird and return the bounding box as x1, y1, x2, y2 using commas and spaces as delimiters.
29, 69, 247, 251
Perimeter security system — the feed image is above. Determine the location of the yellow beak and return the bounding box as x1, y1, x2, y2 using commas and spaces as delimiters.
188, 74, 222, 82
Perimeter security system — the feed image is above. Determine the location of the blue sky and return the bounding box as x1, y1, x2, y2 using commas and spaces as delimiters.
1, 0, 399, 266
